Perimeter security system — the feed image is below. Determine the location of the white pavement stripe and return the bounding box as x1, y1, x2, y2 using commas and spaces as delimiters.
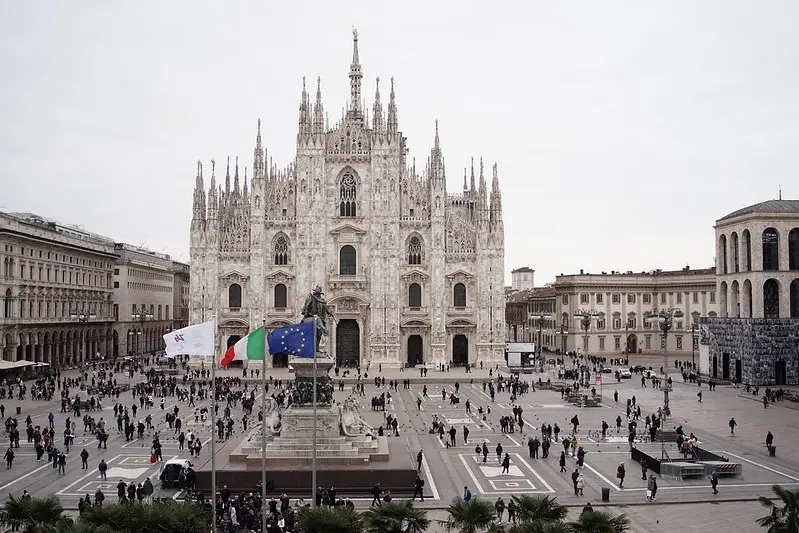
505, 435, 521, 447
583, 461, 621, 491
420, 454, 440, 500
56, 454, 123, 495
458, 454, 485, 494
621, 482, 799, 491
513, 453, 555, 493
723, 451, 799, 481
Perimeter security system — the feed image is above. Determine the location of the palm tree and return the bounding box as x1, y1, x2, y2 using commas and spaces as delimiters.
566, 510, 629, 533
511, 495, 568, 524
757, 484, 799, 532
443, 498, 496, 533
509, 521, 570, 533
296, 505, 364, 533
77, 500, 208, 533
2, 494, 74, 533
362, 501, 429, 533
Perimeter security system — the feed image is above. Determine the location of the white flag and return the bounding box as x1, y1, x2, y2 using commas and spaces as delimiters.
163, 320, 215, 357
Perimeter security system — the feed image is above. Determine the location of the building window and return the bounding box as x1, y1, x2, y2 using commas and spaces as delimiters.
719, 234, 728, 274
660, 293, 666, 304
643, 294, 651, 305
596, 319, 605, 330
408, 236, 423, 265
612, 294, 620, 304
612, 318, 621, 329
157, 305, 162, 320
614, 337, 621, 350
595, 293, 603, 304
676, 293, 682, 304
113, 282, 119, 288
339, 245, 357, 275
3, 289, 11, 318
562, 294, 568, 305
339, 173, 357, 217
762, 228, 780, 271
228, 283, 242, 309
274, 283, 287, 309
408, 283, 422, 308
732, 232, 740, 273
114, 268, 119, 275
789, 228, 799, 270
710, 291, 716, 304
628, 317, 637, 328
453, 283, 467, 308
764, 279, 780, 318
165, 305, 170, 320
676, 321, 683, 330
274, 235, 289, 265
742, 229, 752, 271
599, 337, 605, 350
676, 336, 683, 350
645, 336, 651, 349
580, 294, 589, 304
583, 337, 589, 351
693, 292, 699, 303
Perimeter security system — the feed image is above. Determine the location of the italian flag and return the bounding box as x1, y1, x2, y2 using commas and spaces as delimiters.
220, 327, 265, 366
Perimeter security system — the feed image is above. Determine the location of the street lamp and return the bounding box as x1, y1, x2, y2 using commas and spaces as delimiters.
573, 309, 599, 386
644, 307, 683, 419
530, 312, 551, 365
70, 309, 96, 365
691, 323, 698, 370
131, 310, 154, 360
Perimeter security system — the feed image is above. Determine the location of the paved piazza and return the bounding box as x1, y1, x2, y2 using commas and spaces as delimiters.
1, 356, 797, 532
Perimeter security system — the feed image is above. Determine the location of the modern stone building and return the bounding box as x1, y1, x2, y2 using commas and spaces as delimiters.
553, 267, 717, 358
111, 244, 176, 358
189, 32, 506, 369
700, 199, 799, 385
0, 212, 117, 366
505, 286, 557, 350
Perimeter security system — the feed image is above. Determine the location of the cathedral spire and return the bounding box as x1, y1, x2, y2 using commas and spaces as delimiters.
348, 28, 363, 119
208, 159, 218, 215
243, 167, 249, 201
298, 76, 311, 135
192, 160, 206, 226
313, 77, 325, 133
372, 77, 384, 132
490, 162, 503, 224
225, 156, 231, 194
463, 168, 468, 191
253, 119, 264, 178
430, 120, 444, 183
387, 77, 398, 134
233, 156, 240, 195
470, 158, 476, 192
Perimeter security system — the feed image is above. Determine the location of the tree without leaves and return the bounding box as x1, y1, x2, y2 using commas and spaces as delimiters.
757, 484, 799, 533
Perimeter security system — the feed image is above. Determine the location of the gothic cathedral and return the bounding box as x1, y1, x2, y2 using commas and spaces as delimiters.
189, 33, 505, 369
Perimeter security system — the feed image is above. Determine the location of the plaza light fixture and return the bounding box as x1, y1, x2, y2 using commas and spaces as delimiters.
530, 312, 551, 361
573, 309, 599, 386
644, 307, 684, 419
131, 310, 154, 358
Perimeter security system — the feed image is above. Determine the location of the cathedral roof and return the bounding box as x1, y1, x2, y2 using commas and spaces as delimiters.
717, 199, 799, 222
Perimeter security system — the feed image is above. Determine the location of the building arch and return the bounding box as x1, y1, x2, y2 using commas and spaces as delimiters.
453, 283, 467, 308
2, 288, 10, 319
274, 283, 288, 309
730, 280, 740, 318
762, 228, 780, 271
273, 233, 291, 265
719, 281, 728, 317
731, 232, 740, 273
789, 228, 799, 271
742, 279, 753, 318
763, 278, 780, 318
228, 283, 242, 308
339, 245, 357, 275
719, 234, 728, 274
790, 279, 799, 319
742, 229, 752, 271
338, 168, 359, 217
408, 283, 422, 308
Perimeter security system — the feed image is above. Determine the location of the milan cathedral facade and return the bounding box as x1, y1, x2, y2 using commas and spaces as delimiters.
189, 34, 505, 369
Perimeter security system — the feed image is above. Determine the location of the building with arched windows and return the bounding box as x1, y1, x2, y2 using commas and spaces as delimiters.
701, 199, 799, 385
188, 33, 506, 369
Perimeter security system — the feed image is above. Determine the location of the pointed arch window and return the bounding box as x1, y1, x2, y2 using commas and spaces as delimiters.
274, 283, 287, 309
339, 174, 357, 217
228, 284, 242, 309
274, 236, 289, 265
453, 283, 467, 308
408, 236, 423, 265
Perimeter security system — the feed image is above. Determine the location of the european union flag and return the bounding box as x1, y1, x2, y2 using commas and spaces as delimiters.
266, 320, 315, 357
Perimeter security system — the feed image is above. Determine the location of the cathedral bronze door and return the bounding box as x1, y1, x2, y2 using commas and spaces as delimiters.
407, 335, 423, 367
452, 335, 468, 367
336, 319, 360, 368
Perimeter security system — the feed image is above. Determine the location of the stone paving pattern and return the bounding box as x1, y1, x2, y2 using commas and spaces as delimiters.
0, 354, 796, 533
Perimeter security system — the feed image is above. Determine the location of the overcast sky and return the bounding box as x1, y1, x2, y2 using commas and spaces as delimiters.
1, 2, 797, 284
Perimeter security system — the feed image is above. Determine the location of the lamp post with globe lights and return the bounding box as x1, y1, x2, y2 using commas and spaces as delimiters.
644, 307, 683, 419
70, 309, 96, 365
573, 309, 599, 386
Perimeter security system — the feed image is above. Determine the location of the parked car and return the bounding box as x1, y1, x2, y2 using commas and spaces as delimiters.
616, 368, 632, 379
600, 367, 613, 373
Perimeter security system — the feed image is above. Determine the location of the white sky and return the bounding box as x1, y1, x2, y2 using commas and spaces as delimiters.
1, 1, 797, 284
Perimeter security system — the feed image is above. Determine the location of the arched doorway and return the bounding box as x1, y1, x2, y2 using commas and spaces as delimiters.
626, 334, 638, 355
452, 335, 468, 367
335, 319, 360, 368
791, 279, 799, 319
226, 335, 243, 367
407, 335, 423, 367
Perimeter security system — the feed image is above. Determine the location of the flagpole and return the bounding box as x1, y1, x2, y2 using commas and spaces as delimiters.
210, 315, 218, 533
261, 321, 267, 533
311, 316, 318, 507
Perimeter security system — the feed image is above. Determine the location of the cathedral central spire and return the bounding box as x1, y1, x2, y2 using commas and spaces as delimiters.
348, 28, 363, 119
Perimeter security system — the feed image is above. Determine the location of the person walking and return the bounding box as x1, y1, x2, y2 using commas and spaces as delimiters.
4, 447, 14, 469
571, 468, 580, 496
495, 497, 505, 522
501, 453, 511, 474
641, 459, 648, 480
710, 471, 719, 494
576, 473, 585, 496
729, 418, 737, 435
646, 475, 657, 501
616, 463, 626, 488
559, 452, 567, 473
496, 442, 503, 463
416, 450, 423, 472
80, 448, 89, 469
98, 459, 108, 481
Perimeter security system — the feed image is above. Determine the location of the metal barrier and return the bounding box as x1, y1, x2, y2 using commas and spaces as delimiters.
700, 461, 742, 478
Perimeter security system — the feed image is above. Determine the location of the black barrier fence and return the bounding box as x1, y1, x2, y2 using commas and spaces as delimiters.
630, 444, 729, 475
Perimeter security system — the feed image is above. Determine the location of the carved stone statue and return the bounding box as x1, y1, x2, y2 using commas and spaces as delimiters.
301, 284, 336, 351
339, 396, 374, 437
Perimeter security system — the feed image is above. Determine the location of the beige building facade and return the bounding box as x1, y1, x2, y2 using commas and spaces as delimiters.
172, 260, 190, 330
553, 267, 718, 358
111, 244, 176, 358
1, 212, 117, 366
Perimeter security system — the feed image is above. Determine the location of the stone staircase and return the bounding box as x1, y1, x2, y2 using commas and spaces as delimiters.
230, 432, 389, 467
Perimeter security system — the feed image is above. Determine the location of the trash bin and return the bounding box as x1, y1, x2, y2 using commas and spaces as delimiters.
601, 487, 610, 502
15, 406, 21, 415
769, 446, 776, 457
